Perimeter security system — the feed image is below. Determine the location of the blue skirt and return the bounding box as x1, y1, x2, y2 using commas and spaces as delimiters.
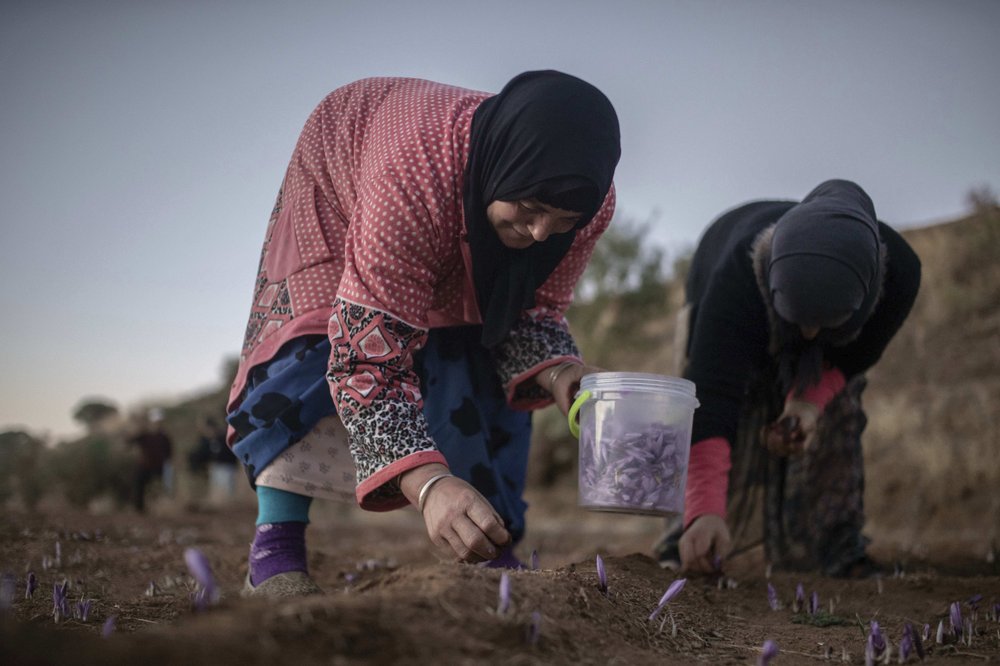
228, 327, 533, 542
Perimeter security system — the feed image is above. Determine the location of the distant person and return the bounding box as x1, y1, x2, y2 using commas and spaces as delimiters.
226, 72, 621, 597
188, 416, 238, 505
128, 410, 174, 513
654, 180, 921, 577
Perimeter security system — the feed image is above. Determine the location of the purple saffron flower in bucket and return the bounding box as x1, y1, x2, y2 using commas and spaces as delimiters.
497, 572, 511, 615
648, 578, 686, 621
101, 615, 116, 638
758, 639, 778, 666
183, 547, 218, 609
596, 554, 607, 595
950, 601, 962, 637
25, 571, 37, 599
766, 582, 779, 611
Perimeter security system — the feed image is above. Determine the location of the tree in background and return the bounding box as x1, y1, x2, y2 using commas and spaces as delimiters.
72, 398, 120, 433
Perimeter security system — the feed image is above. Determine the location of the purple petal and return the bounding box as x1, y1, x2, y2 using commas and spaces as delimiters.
922, 623, 930, 642
648, 578, 687, 621
966, 593, 983, 609
766, 582, 779, 611
758, 639, 779, 666
101, 615, 117, 638
899, 631, 912, 661
869, 620, 886, 655
809, 591, 819, 615
183, 548, 216, 593
497, 573, 511, 614
526, 610, 542, 645
77, 599, 92, 622
596, 555, 607, 594
950, 601, 963, 636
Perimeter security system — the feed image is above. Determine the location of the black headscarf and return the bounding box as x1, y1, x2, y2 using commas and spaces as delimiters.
767, 179, 884, 393
464, 70, 621, 348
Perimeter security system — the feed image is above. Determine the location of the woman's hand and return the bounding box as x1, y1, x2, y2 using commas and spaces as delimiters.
543, 361, 604, 415
763, 400, 820, 456
400, 463, 511, 562
679, 514, 731, 574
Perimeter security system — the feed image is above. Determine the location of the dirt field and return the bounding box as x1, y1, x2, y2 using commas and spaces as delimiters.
2, 484, 998, 666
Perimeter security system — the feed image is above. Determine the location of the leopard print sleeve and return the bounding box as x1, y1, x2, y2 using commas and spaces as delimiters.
327, 299, 448, 511
492, 307, 582, 410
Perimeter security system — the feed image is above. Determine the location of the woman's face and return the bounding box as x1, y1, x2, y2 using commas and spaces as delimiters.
486, 199, 582, 249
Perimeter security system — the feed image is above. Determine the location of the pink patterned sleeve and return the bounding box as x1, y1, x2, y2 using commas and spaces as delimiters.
330, 172, 456, 510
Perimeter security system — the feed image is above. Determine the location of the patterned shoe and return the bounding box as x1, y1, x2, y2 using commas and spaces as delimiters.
242, 571, 323, 598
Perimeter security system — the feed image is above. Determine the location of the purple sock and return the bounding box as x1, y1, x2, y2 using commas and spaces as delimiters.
249, 522, 308, 586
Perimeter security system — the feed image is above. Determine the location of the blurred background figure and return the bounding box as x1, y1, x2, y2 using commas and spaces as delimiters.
127, 408, 173, 512
188, 416, 238, 507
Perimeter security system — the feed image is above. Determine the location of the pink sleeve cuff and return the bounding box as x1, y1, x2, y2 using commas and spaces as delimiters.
505, 355, 581, 411
355, 450, 448, 512
683, 436, 731, 529
789, 366, 846, 412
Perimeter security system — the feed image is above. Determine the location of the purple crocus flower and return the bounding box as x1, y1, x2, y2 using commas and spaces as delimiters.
526, 610, 542, 645
757, 639, 778, 666
183, 547, 218, 609
966, 593, 983, 610
793, 583, 805, 612
935, 619, 944, 644
52, 582, 69, 622
766, 582, 779, 611
25, 571, 37, 599
530, 550, 539, 571
76, 599, 92, 622
497, 572, 511, 615
596, 555, 607, 595
921, 623, 930, 642
899, 624, 913, 662
869, 620, 886, 657
648, 578, 686, 622
809, 591, 819, 615
950, 601, 963, 637
101, 615, 117, 638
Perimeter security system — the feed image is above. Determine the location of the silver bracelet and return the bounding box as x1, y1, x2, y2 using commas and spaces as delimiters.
417, 473, 453, 513
546, 361, 580, 394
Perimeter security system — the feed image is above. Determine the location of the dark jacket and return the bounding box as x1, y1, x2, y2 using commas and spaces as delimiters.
684, 200, 921, 445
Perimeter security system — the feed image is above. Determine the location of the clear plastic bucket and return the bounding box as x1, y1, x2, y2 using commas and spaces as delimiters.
568, 372, 699, 516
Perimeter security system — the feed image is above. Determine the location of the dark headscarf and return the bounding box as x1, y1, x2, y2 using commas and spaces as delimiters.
464, 70, 621, 348
767, 179, 884, 392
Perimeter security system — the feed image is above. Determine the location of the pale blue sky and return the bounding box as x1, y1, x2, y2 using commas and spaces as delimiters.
2, 0, 998, 439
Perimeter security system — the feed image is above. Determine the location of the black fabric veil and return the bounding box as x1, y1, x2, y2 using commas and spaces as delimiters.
463, 70, 621, 348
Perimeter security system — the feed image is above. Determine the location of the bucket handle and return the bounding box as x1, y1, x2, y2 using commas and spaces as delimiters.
567, 390, 592, 439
